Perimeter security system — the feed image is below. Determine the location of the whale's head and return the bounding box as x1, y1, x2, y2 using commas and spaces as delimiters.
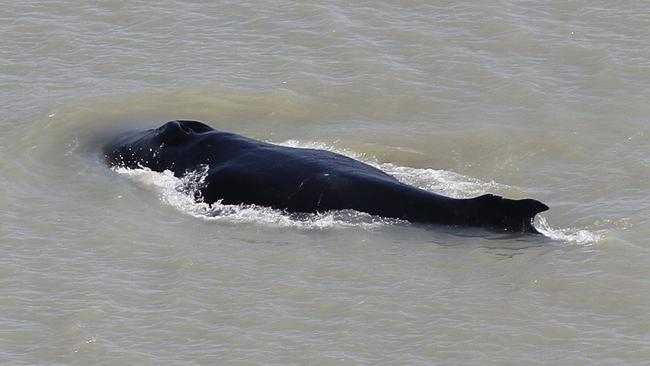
103, 120, 216, 173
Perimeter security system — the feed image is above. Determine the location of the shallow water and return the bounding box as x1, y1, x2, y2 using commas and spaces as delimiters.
2, 1, 650, 365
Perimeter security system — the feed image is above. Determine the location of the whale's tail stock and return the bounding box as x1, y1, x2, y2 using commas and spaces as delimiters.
470, 194, 549, 234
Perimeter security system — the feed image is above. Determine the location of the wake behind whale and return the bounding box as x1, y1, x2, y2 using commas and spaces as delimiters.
104, 120, 549, 233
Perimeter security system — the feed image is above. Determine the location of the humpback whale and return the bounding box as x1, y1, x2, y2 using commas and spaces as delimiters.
104, 120, 548, 233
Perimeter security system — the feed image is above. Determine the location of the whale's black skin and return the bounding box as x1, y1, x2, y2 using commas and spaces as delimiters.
104, 120, 549, 233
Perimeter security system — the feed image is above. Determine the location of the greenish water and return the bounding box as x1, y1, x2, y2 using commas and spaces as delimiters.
1, 1, 649, 365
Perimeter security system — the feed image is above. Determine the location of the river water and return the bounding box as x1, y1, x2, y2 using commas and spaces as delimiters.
2, 1, 649, 365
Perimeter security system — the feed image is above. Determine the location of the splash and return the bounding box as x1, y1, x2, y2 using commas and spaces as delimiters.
112, 166, 398, 229
114, 141, 600, 243
534, 216, 602, 245
277, 140, 505, 198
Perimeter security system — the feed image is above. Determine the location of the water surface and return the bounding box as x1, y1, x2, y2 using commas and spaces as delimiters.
1, 1, 649, 365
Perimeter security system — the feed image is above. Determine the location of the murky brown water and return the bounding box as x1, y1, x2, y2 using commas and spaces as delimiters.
2, 1, 649, 364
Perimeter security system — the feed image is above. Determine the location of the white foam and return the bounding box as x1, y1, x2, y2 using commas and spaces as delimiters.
112, 166, 396, 229
534, 216, 603, 245
114, 141, 602, 243
277, 140, 504, 198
